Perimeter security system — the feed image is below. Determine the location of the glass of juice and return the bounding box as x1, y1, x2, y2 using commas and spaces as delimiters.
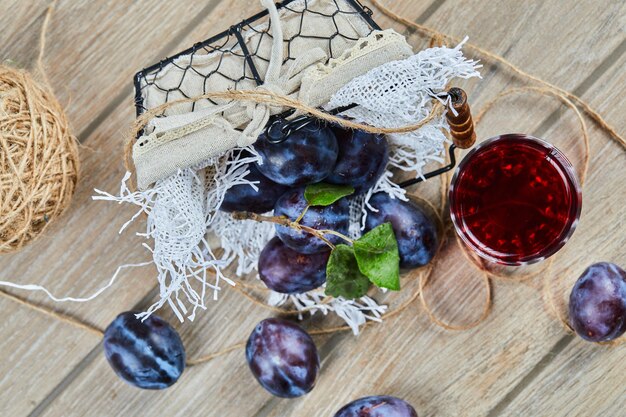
449, 133, 582, 265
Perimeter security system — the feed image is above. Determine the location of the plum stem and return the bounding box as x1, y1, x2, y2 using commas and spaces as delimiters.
231, 211, 337, 249
294, 204, 309, 224
317, 229, 354, 245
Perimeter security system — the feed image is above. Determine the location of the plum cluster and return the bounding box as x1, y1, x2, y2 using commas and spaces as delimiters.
220, 123, 439, 295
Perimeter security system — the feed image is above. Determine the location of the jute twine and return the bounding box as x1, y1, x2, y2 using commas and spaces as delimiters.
0, 1, 79, 253
1, 0, 625, 368
124, 91, 444, 185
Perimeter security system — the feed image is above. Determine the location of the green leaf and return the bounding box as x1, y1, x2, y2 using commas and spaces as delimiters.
325, 245, 370, 299
353, 223, 401, 291
304, 182, 355, 206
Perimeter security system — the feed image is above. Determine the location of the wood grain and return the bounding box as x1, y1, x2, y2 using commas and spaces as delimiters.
490, 47, 626, 417
0, 0, 624, 416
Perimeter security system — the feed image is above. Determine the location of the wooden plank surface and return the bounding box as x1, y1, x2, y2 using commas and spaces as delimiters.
0, 0, 624, 416
492, 47, 626, 417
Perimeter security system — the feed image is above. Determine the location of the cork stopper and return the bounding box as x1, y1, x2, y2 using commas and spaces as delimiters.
446, 87, 476, 149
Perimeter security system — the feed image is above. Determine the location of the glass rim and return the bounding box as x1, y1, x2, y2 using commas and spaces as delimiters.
449, 133, 583, 266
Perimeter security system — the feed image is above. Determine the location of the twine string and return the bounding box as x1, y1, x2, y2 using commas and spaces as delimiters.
2, 0, 625, 367
132, 91, 444, 138
368, 0, 626, 149
542, 262, 575, 334
36, 0, 57, 88
0, 289, 104, 338
0, 0, 79, 254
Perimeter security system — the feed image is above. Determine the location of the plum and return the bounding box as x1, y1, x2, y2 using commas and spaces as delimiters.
254, 123, 338, 187
259, 237, 329, 293
365, 193, 438, 268
103, 311, 185, 389
220, 163, 290, 213
274, 187, 350, 254
334, 395, 418, 417
569, 262, 626, 342
246, 318, 319, 398
326, 127, 389, 193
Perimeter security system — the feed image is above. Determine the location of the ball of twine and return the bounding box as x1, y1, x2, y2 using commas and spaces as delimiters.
0, 65, 79, 253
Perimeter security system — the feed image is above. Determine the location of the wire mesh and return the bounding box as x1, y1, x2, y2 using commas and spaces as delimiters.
133, 0, 380, 117
131, 0, 459, 183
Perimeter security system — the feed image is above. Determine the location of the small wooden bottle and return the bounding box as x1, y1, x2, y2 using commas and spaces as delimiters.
445, 87, 476, 149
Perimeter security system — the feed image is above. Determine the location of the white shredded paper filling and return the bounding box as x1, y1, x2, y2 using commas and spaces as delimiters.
92, 147, 260, 322
268, 290, 388, 336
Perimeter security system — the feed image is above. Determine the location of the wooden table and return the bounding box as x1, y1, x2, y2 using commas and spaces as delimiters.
1, 1, 624, 416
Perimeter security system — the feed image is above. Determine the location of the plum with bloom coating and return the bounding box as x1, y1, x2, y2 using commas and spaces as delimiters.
259, 237, 329, 293
103, 312, 185, 389
254, 123, 338, 187
569, 262, 626, 342
326, 127, 389, 193
274, 187, 350, 254
246, 318, 320, 398
219, 164, 289, 213
365, 193, 438, 268
334, 395, 418, 417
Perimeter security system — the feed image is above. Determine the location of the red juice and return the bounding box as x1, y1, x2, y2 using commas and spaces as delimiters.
449, 134, 582, 265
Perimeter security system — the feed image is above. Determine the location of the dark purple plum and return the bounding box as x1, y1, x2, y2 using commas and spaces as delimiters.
365, 193, 438, 269
334, 396, 418, 417
274, 187, 350, 254
254, 123, 338, 187
246, 318, 320, 398
219, 164, 290, 213
259, 237, 329, 293
103, 311, 185, 389
326, 127, 389, 193
569, 262, 626, 342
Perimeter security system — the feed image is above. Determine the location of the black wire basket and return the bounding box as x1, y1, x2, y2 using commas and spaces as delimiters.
132, 0, 456, 186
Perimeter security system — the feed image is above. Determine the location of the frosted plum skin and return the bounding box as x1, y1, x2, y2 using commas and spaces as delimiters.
219, 164, 290, 213
274, 187, 350, 254
259, 237, 329, 293
365, 192, 438, 268
246, 318, 320, 398
254, 123, 338, 186
334, 395, 418, 417
103, 312, 185, 389
326, 127, 389, 193
569, 262, 626, 342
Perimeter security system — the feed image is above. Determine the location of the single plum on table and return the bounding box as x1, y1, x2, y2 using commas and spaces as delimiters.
274, 187, 350, 254
365, 192, 438, 268
254, 123, 338, 187
334, 395, 418, 417
219, 163, 290, 213
326, 126, 389, 193
259, 237, 329, 293
569, 262, 626, 342
246, 318, 320, 398
103, 311, 185, 389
